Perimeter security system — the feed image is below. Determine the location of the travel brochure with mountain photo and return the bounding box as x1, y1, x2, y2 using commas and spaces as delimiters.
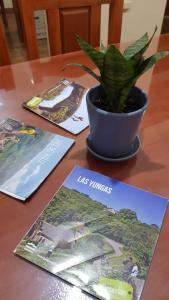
14, 166, 168, 300
0, 118, 74, 201
23, 78, 89, 134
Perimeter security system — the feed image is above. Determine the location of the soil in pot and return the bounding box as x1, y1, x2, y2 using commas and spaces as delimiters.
93, 96, 143, 113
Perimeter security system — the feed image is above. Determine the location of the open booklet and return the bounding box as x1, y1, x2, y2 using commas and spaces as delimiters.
14, 166, 168, 299
0, 118, 74, 201
23, 78, 89, 134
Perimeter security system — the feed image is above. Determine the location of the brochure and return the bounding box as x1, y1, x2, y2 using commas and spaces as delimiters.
0, 118, 74, 201
23, 78, 89, 134
14, 166, 168, 300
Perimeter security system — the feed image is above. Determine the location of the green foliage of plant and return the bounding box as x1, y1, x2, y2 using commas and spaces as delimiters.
117, 209, 138, 223
67, 27, 169, 112
41, 186, 109, 225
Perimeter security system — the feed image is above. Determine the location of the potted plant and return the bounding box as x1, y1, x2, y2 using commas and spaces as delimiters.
67, 28, 169, 161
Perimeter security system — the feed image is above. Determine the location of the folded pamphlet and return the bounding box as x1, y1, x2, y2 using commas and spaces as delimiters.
23, 78, 89, 134
0, 118, 74, 200
14, 165, 168, 299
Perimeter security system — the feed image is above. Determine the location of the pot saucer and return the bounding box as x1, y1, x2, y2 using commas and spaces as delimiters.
86, 135, 140, 162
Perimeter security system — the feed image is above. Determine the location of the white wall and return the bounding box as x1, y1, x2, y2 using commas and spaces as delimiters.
121, 0, 167, 42
101, 0, 167, 44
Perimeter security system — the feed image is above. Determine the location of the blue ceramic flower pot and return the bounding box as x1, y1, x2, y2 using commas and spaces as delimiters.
86, 85, 148, 158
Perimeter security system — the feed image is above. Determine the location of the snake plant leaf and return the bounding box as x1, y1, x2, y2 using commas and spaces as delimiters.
124, 33, 149, 60
141, 25, 158, 54
76, 35, 104, 72
66, 63, 102, 83
118, 80, 137, 112
132, 26, 158, 65
65, 30, 169, 113
118, 50, 168, 112
136, 51, 169, 76
124, 27, 158, 68
124, 26, 157, 60
103, 45, 135, 109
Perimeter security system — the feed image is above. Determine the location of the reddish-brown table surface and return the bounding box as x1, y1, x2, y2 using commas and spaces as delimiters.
0, 34, 169, 300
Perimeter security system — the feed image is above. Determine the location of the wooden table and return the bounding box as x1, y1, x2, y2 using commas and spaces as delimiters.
0, 34, 169, 300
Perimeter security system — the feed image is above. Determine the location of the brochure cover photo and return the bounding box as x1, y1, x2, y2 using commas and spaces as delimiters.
23, 78, 89, 134
0, 118, 74, 201
14, 166, 168, 300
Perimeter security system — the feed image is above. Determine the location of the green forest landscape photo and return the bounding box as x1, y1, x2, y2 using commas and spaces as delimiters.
0, 118, 74, 200
15, 166, 168, 300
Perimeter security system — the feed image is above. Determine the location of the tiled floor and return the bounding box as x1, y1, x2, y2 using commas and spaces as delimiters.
5, 10, 48, 64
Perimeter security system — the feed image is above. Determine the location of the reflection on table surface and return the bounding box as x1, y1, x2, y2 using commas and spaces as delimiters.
0, 34, 169, 300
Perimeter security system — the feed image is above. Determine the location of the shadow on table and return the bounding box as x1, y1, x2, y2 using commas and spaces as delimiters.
70, 146, 164, 183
